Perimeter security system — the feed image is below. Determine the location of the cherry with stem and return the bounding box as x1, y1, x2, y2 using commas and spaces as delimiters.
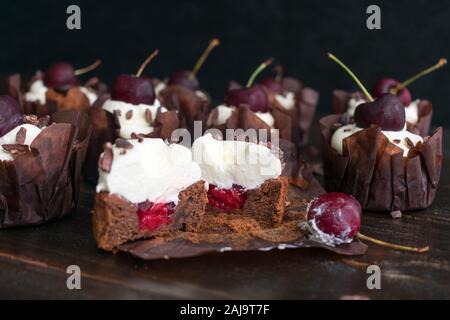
111, 49, 159, 105
190, 38, 220, 78
246, 58, 274, 88
74, 59, 102, 76
328, 52, 374, 102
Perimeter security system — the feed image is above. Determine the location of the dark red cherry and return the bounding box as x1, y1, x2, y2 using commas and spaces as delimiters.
307, 193, 361, 245
354, 93, 405, 131
137, 201, 176, 232
43, 62, 79, 91
260, 77, 283, 95
372, 78, 412, 106
168, 70, 199, 91
0, 95, 24, 136
225, 84, 269, 113
111, 74, 156, 105
207, 184, 247, 212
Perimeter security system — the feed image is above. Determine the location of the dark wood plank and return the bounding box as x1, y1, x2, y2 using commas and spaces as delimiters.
0, 150, 449, 299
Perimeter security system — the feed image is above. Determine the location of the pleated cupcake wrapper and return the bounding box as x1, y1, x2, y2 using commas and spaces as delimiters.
332, 89, 433, 137
319, 114, 443, 212
0, 111, 92, 228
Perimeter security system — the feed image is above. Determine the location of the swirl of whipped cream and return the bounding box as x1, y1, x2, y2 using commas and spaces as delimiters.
97, 139, 202, 204
192, 134, 282, 190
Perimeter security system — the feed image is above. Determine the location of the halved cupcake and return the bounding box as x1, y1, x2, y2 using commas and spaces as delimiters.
93, 138, 207, 251
192, 134, 288, 227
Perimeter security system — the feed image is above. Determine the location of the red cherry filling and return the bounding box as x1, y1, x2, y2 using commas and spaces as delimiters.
137, 201, 176, 232
207, 184, 247, 212
307, 193, 361, 245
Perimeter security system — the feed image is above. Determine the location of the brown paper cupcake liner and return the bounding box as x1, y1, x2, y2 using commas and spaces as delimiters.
158, 84, 212, 139
332, 89, 432, 137
319, 114, 443, 212
0, 110, 92, 228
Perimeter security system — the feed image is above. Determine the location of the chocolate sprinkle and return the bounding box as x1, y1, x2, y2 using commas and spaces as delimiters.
115, 138, 133, 150
125, 110, 133, 120
393, 139, 401, 144
100, 143, 113, 173
130, 132, 145, 142
15, 127, 27, 144
405, 137, 415, 148
145, 108, 153, 124
2, 144, 30, 153
24, 114, 39, 126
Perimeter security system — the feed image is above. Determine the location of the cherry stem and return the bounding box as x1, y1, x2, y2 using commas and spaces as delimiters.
191, 38, 220, 78
327, 53, 374, 102
391, 58, 447, 95
357, 233, 430, 254
246, 58, 274, 88
74, 59, 102, 76
136, 49, 159, 77
274, 64, 284, 82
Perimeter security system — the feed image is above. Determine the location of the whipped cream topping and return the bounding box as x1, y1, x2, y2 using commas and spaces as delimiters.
24, 80, 98, 105
102, 99, 167, 139
154, 82, 167, 95
97, 139, 202, 204
0, 124, 42, 161
255, 112, 275, 128
192, 134, 282, 190
212, 105, 235, 126
405, 99, 420, 125
195, 90, 208, 101
212, 104, 275, 128
79, 87, 98, 105
24, 80, 47, 104
331, 124, 423, 157
275, 91, 296, 110
346, 97, 366, 118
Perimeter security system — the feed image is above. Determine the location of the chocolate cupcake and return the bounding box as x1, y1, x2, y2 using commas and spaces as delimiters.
0, 95, 91, 228
321, 54, 443, 214
5, 60, 107, 117
85, 51, 181, 183
331, 58, 447, 137
206, 62, 319, 147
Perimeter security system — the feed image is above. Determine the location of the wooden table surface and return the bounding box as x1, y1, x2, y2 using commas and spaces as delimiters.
1, 134, 449, 300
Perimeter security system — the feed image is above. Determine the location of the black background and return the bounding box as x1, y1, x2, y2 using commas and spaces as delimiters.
0, 0, 449, 123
